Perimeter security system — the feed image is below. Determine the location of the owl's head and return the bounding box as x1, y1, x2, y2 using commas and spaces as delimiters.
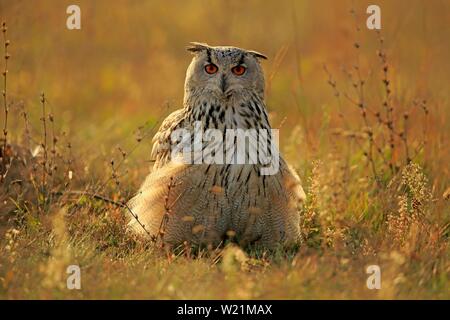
184, 42, 267, 101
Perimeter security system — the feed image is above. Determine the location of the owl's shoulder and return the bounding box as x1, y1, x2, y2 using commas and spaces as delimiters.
151, 108, 187, 167
155, 109, 186, 136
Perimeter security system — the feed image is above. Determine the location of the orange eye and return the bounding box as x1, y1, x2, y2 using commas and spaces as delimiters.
231, 65, 246, 76
205, 63, 218, 74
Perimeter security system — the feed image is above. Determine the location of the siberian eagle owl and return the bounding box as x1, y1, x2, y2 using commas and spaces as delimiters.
127, 43, 305, 249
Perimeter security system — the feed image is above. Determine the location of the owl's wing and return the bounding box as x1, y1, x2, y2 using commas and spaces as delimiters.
127, 162, 231, 247
151, 108, 187, 169
283, 160, 307, 202
228, 159, 306, 248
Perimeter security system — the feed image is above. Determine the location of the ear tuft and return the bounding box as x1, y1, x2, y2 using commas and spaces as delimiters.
186, 42, 210, 54
247, 50, 268, 60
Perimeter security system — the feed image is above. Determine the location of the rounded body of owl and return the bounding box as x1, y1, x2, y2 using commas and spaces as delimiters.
127, 43, 305, 250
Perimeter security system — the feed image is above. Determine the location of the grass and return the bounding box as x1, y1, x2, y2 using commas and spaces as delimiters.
0, 0, 449, 299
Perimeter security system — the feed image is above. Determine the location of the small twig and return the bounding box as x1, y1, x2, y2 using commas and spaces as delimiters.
39, 92, 48, 211
347, 15, 379, 182
51, 190, 153, 238
376, 31, 396, 173
157, 176, 175, 246
20, 104, 32, 152
52, 190, 125, 207
93, 118, 161, 195
1, 22, 10, 181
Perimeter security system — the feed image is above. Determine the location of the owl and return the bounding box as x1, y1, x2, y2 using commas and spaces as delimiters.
127, 42, 306, 250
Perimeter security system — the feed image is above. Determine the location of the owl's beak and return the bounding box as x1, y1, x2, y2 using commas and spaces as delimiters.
219, 73, 227, 93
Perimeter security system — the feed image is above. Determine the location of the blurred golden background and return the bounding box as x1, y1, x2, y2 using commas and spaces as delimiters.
2, 0, 449, 168
0, 0, 448, 190
1, 4, 448, 127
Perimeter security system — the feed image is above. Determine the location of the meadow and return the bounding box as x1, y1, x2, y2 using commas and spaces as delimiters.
0, 0, 448, 299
